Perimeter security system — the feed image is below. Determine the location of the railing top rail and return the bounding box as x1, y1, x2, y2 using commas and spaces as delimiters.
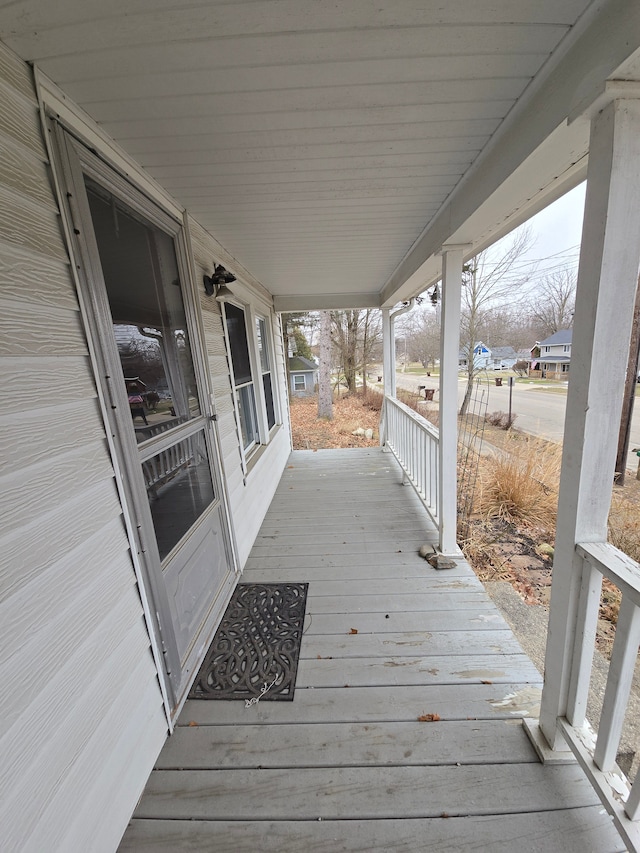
384, 394, 439, 441
577, 541, 640, 608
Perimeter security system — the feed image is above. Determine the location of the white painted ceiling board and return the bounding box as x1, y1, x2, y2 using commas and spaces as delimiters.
1, 0, 629, 307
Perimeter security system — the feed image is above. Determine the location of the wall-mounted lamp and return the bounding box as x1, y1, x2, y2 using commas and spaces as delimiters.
203, 264, 236, 299
429, 284, 440, 306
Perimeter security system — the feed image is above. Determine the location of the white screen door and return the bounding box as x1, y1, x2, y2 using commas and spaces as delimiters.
56, 130, 236, 710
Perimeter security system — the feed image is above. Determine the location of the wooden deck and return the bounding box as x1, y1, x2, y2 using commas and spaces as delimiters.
119, 449, 624, 852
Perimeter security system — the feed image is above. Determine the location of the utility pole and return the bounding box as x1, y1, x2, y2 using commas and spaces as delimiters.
615, 272, 640, 484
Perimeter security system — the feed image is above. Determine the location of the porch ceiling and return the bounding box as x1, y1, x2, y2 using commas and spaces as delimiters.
2, 1, 640, 309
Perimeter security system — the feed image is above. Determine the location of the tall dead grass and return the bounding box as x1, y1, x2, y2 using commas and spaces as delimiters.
609, 491, 640, 563
475, 435, 562, 530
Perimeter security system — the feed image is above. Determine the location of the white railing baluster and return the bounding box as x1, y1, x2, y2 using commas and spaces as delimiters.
627, 775, 640, 821
566, 558, 602, 726
594, 595, 640, 772
550, 541, 640, 846
382, 395, 440, 527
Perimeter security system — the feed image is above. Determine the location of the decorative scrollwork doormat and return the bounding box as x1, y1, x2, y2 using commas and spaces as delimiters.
188, 582, 309, 701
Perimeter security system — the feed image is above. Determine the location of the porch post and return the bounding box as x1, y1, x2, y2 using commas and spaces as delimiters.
538, 97, 640, 750
382, 307, 395, 398
439, 246, 466, 555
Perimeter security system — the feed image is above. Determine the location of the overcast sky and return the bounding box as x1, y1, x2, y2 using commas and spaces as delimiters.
507, 181, 586, 281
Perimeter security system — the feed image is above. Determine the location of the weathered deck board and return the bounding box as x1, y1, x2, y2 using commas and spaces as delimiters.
301, 609, 506, 634
156, 719, 539, 770
120, 811, 626, 853
300, 630, 523, 658
120, 449, 623, 852
296, 654, 540, 687
134, 764, 600, 820
182, 682, 543, 725
303, 592, 489, 613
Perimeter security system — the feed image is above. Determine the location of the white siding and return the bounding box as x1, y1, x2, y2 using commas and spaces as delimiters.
189, 219, 291, 567
0, 42, 167, 853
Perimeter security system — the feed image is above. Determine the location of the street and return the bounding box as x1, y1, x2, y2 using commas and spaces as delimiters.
394, 371, 640, 474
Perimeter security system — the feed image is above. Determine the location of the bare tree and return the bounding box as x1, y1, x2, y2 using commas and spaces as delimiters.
331, 309, 382, 393
401, 304, 440, 370
317, 311, 333, 420
360, 309, 381, 394
460, 227, 534, 415
527, 268, 576, 338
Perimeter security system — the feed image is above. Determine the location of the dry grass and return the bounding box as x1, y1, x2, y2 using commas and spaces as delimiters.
461, 429, 640, 654
609, 491, 640, 563
475, 435, 561, 529
289, 392, 380, 450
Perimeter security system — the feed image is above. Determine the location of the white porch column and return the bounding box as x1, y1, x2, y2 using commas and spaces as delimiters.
439, 246, 466, 555
382, 307, 395, 399
538, 98, 640, 750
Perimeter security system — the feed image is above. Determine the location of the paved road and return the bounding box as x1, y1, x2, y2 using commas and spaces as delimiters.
394, 371, 640, 474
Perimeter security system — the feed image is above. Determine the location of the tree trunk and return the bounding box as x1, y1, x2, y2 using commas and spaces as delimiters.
344, 311, 359, 393
317, 311, 333, 420
362, 310, 369, 396
460, 375, 473, 417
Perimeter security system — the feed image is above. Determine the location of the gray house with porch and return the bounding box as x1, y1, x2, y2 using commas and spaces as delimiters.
532, 329, 573, 378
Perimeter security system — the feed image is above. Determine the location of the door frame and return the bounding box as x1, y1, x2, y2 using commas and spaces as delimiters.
46, 116, 239, 721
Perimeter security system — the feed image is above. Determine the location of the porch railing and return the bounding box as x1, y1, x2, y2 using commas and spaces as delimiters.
554, 541, 640, 850
381, 395, 439, 527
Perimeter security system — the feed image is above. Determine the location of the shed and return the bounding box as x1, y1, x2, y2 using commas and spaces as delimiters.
289, 356, 318, 396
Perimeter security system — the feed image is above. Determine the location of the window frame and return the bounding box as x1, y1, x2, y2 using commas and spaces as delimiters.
221, 297, 280, 469
293, 374, 306, 391
255, 313, 278, 432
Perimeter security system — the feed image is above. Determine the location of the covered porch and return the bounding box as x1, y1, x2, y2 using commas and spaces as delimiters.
119, 449, 622, 852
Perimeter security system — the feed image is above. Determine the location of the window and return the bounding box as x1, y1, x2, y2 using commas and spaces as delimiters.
256, 316, 276, 430
224, 301, 279, 458
293, 374, 306, 391
225, 302, 259, 451
563, 344, 570, 352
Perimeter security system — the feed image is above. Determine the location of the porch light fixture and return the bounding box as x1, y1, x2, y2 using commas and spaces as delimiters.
203, 264, 236, 299
429, 284, 440, 306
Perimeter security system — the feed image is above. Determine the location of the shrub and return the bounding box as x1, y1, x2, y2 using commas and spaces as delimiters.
486, 410, 517, 430
475, 435, 561, 528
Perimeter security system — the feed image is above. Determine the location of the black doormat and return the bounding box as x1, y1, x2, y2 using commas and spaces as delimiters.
188, 582, 308, 702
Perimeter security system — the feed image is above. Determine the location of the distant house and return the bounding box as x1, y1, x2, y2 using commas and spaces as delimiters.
489, 346, 518, 370
289, 356, 318, 396
531, 330, 572, 379
458, 342, 517, 371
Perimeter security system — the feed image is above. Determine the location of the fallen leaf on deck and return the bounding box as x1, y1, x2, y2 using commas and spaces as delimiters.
187, 721, 199, 727
418, 713, 441, 722
481, 679, 493, 684
349, 628, 358, 634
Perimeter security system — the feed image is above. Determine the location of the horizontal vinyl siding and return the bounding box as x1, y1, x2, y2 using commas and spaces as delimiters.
0, 41, 166, 853
229, 425, 291, 565
189, 220, 290, 567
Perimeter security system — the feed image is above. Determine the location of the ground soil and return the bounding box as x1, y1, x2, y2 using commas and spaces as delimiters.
290, 392, 381, 450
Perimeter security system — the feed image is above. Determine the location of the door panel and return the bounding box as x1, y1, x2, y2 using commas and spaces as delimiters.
167, 508, 229, 664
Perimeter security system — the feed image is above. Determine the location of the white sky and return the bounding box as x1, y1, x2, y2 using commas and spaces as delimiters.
503, 181, 586, 281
